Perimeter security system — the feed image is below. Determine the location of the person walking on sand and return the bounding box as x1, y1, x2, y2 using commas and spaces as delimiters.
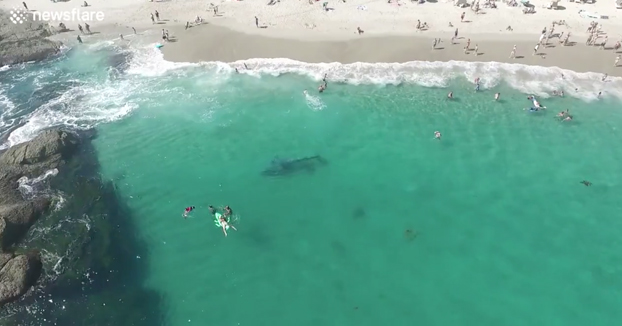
84, 23, 91, 34
22, 1, 28, 10
78, 24, 84, 34
509, 45, 516, 59
474, 44, 478, 56
461, 12, 465, 22
533, 43, 539, 55
132, 27, 137, 34
151, 13, 155, 24
615, 55, 620, 67
155, 10, 160, 21
255, 16, 259, 28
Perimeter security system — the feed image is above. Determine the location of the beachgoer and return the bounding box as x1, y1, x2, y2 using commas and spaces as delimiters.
447, 91, 453, 99
434, 131, 441, 140
218, 215, 237, 236
580, 180, 592, 186
224, 205, 233, 218
208, 205, 216, 215
183, 206, 195, 218
495, 93, 500, 101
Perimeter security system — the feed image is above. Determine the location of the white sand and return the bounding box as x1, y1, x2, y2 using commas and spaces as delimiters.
4, 0, 622, 40
2, 0, 621, 75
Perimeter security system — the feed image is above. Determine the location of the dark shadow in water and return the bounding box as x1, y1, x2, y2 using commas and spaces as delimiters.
1, 129, 166, 326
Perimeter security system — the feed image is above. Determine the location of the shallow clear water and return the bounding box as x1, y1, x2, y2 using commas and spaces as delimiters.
2, 41, 622, 326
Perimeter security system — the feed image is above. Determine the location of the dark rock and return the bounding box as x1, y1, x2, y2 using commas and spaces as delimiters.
0, 253, 13, 269
0, 130, 77, 251
0, 10, 62, 66
0, 129, 79, 168
0, 199, 51, 249
0, 254, 42, 306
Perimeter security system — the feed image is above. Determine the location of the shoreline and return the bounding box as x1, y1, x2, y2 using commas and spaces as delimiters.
159, 23, 622, 77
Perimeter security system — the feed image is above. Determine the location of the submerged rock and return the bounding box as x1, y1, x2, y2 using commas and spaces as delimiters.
0, 254, 42, 306
0, 10, 62, 66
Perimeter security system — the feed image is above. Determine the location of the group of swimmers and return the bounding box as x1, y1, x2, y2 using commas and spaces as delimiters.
183, 205, 237, 237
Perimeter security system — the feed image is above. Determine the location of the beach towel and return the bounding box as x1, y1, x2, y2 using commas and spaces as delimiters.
579, 10, 600, 19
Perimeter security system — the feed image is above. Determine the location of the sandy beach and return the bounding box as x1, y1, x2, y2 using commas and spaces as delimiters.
2, 0, 622, 75
157, 23, 621, 76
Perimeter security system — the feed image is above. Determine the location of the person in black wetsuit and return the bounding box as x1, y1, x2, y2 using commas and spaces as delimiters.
223, 205, 233, 219
580, 180, 592, 186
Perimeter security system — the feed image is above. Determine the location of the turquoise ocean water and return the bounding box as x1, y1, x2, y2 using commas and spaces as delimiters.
1, 40, 622, 325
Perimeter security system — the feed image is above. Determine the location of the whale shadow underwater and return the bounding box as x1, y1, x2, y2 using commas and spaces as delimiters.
261, 155, 328, 177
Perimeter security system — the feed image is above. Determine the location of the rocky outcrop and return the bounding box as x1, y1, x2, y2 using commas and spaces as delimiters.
0, 10, 62, 66
0, 254, 42, 306
0, 129, 79, 168
0, 129, 79, 306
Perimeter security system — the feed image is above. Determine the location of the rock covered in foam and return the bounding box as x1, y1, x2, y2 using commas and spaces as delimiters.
0, 129, 77, 251
0, 254, 42, 306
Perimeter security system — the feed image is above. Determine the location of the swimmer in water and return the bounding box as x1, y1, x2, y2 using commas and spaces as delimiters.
563, 115, 572, 121
218, 215, 237, 237
434, 131, 441, 140
318, 80, 327, 93
183, 206, 195, 218
224, 205, 233, 219
447, 91, 453, 99
580, 180, 592, 186
598, 92, 602, 98
208, 205, 216, 215
557, 109, 568, 118
303, 89, 308, 95
494, 93, 500, 101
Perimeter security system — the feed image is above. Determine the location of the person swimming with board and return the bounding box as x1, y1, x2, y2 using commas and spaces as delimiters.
216, 206, 237, 237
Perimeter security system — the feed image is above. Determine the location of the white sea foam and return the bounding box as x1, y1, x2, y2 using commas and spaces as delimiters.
17, 168, 59, 195
304, 91, 326, 111
125, 43, 622, 101
2, 40, 621, 149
